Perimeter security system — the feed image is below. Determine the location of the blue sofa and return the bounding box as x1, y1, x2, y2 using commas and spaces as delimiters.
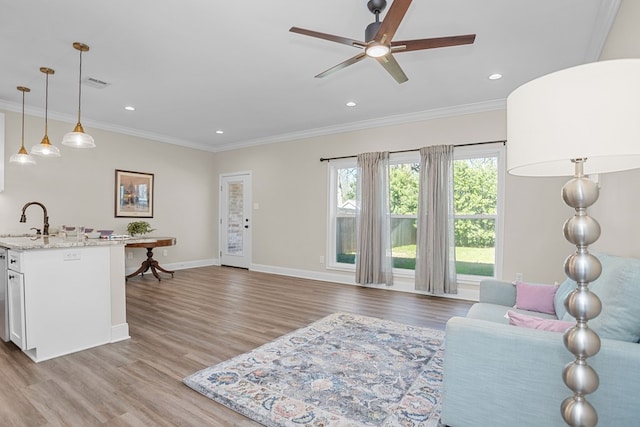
441, 253, 640, 427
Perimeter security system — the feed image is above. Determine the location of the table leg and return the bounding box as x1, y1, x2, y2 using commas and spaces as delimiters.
126, 247, 175, 281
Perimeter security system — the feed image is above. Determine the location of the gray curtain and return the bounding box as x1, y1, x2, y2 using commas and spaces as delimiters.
355, 152, 393, 286
415, 145, 457, 294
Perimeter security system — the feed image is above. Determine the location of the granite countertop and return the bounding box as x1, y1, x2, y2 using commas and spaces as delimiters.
0, 235, 128, 250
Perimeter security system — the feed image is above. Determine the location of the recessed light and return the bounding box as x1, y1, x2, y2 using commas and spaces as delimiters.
346, 101, 357, 107
216, 130, 224, 134
124, 106, 136, 111
488, 73, 503, 80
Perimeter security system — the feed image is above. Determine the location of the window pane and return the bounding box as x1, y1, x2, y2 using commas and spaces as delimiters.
391, 217, 416, 270
390, 163, 419, 215
336, 216, 356, 264
454, 157, 498, 215
336, 166, 357, 265
337, 167, 357, 215
454, 218, 495, 276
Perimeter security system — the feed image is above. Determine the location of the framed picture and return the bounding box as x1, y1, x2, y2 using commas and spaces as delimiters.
115, 170, 154, 218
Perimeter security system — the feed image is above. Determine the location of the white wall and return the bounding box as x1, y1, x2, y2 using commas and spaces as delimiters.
0, 111, 217, 271
590, 0, 640, 259
214, 110, 572, 285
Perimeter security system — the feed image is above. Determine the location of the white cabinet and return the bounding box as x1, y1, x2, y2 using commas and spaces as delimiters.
7, 270, 25, 349
6, 246, 112, 362
0, 248, 8, 342
7, 249, 27, 349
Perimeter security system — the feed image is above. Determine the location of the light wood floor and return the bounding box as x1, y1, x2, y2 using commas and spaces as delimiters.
0, 266, 473, 426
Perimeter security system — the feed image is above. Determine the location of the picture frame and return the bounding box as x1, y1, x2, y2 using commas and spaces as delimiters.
115, 169, 154, 218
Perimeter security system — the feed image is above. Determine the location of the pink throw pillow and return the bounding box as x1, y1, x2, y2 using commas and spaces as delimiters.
515, 281, 559, 315
507, 310, 574, 333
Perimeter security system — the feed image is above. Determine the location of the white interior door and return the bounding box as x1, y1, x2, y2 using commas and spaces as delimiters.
219, 173, 252, 268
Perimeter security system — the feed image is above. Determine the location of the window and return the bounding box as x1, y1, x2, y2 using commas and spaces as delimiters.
453, 145, 503, 281
327, 144, 504, 282
332, 162, 357, 265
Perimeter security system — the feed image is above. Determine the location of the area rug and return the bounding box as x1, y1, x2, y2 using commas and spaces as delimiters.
184, 312, 445, 426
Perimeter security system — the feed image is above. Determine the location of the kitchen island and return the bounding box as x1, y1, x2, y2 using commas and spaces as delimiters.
0, 235, 129, 362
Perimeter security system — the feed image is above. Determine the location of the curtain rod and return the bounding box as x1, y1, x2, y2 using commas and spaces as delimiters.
319, 139, 506, 162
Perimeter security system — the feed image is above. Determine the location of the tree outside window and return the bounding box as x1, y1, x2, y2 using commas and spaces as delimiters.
329, 147, 502, 280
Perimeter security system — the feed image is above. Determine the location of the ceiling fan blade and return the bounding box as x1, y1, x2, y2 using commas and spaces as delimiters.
373, 0, 412, 44
391, 34, 477, 52
315, 53, 367, 78
375, 53, 408, 84
290, 27, 365, 48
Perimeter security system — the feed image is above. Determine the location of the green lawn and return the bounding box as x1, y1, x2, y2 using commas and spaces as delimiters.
337, 245, 495, 276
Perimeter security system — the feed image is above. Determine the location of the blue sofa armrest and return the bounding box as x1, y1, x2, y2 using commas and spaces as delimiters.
441, 316, 640, 427
478, 279, 516, 306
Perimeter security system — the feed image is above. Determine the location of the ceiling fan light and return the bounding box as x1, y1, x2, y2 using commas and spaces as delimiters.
62, 123, 96, 148
366, 43, 390, 58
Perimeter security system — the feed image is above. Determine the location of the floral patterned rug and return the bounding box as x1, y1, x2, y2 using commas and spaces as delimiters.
183, 312, 445, 426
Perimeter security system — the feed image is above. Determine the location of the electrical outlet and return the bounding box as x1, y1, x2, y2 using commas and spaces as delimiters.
63, 250, 81, 261
319, 255, 325, 264
127, 252, 133, 259
515, 273, 524, 282
162, 249, 168, 257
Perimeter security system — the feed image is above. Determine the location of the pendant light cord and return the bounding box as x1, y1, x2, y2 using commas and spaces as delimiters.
77, 49, 83, 124
44, 72, 49, 135
21, 89, 26, 148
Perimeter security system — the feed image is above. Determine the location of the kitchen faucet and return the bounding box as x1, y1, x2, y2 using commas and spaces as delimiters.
20, 201, 49, 236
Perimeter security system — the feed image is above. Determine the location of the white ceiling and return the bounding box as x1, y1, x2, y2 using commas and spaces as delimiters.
0, 0, 620, 152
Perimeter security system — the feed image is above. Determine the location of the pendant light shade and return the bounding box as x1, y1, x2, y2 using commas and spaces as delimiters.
62, 42, 95, 148
9, 86, 36, 166
31, 67, 61, 157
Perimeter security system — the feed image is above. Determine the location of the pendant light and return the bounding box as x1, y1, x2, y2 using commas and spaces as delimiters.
9, 86, 36, 166
31, 67, 61, 157
62, 42, 95, 148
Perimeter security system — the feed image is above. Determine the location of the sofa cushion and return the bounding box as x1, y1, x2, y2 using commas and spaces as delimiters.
560, 253, 640, 343
507, 310, 574, 332
467, 302, 556, 324
515, 281, 559, 315
554, 277, 575, 320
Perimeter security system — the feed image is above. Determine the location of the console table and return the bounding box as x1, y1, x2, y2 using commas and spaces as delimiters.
125, 237, 176, 281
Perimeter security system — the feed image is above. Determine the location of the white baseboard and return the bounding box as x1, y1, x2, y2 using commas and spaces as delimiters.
250, 263, 479, 301
111, 323, 130, 343
139, 259, 479, 301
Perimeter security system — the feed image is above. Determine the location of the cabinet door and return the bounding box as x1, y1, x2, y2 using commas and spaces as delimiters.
0, 249, 7, 342
7, 271, 26, 350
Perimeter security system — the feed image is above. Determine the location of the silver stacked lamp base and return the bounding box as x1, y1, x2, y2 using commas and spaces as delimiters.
560, 159, 602, 427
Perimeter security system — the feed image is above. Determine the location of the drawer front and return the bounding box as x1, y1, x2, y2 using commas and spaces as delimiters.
7, 250, 24, 273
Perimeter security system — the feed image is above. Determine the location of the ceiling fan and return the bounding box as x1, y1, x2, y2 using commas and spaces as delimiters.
290, 0, 476, 84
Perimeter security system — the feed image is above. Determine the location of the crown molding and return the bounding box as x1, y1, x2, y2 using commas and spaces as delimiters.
1, 98, 506, 153
212, 99, 507, 152
0, 99, 209, 151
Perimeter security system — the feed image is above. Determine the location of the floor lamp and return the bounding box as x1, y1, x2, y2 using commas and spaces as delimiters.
506, 59, 640, 427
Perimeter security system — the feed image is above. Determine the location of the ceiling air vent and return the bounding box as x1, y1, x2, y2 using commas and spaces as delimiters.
83, 77, 111, 89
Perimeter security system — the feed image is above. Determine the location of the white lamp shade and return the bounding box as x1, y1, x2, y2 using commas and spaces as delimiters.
507, 59, 640, 176
62, 130, 95, 148
31, 141, 61, 157
9, 152, 36, 165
